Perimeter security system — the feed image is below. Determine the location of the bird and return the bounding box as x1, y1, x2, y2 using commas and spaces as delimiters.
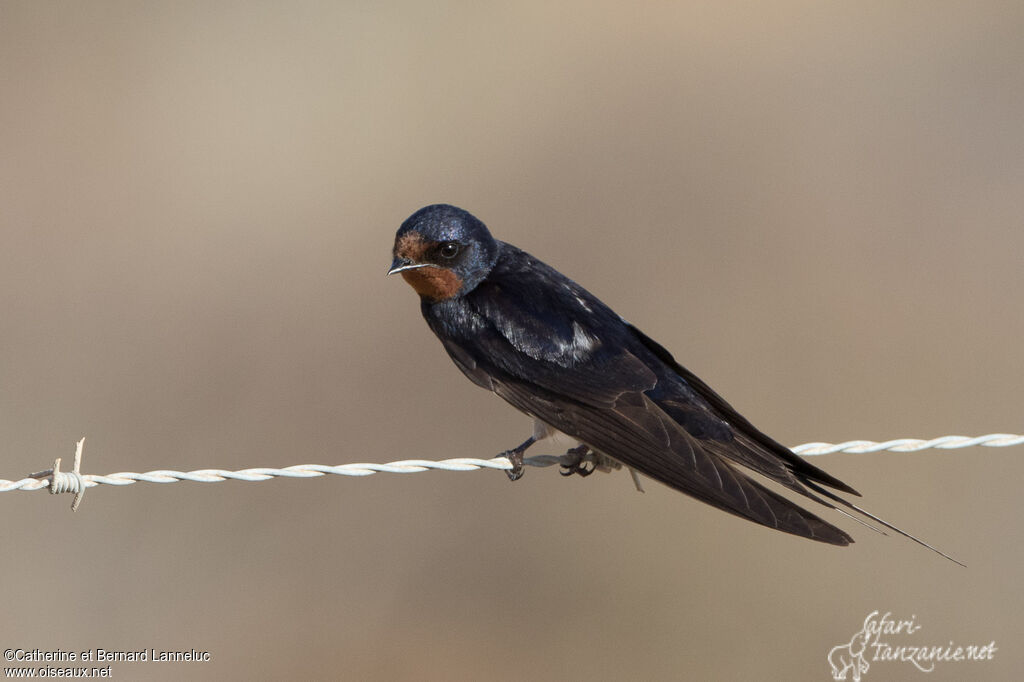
388, 203, 961, 564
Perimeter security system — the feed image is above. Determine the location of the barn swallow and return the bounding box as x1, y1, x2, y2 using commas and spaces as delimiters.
389, 203, 961, 564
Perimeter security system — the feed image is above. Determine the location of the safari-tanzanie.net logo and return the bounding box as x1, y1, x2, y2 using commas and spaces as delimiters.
827, 611, 996, 680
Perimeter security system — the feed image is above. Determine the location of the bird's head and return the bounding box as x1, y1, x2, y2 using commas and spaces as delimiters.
388, 204, 499, 301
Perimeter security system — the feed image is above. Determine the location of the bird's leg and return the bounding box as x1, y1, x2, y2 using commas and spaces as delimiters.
559, 444, 597, 478
502, 436, 536, 481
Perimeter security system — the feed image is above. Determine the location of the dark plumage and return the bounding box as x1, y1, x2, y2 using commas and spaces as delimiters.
389, 204, 960, 562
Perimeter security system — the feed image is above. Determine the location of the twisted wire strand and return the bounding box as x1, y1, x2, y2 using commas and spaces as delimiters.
790, 433, 1024, 455
1, 433, 1019, 498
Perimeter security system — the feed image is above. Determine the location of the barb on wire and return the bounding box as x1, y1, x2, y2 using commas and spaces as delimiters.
1, 433, 1020, 510
26, 437, 87, 511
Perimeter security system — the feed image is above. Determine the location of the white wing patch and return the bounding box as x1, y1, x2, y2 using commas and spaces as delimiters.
563, 282, 594, 313
566, 321, 600, 362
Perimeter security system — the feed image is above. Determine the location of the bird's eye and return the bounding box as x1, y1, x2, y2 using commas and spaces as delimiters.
439, 242, 460, 259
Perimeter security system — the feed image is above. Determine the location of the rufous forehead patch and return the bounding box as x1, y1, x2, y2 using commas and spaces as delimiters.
394, 231, 428, 261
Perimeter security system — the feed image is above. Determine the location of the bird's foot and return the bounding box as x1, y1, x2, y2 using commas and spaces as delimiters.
559, 444, 597, 478
502, 436, 536, 482
504, 448, 525, 481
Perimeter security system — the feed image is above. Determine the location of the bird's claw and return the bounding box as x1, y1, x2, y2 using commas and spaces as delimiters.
501, 436, 536, 482
504, 448, 525, 481
559, 444, 596, 478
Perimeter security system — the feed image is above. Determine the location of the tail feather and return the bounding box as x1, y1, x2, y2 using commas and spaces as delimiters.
800, 478, 966, 567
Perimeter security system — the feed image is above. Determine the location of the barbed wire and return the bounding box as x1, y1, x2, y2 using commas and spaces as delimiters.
1, 433, 1020, 510
790, 433, 1024, 454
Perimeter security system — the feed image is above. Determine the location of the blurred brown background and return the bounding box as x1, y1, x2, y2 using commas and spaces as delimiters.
1, 2, 1021, 681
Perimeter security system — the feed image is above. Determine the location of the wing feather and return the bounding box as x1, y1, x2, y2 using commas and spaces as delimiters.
493, 374, 853, 545
430, 243, 855, 545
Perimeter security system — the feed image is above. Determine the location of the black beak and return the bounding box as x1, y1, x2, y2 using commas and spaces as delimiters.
387, 256, 410, 275
387, 256, 431, 276
385, 256, 430, 274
